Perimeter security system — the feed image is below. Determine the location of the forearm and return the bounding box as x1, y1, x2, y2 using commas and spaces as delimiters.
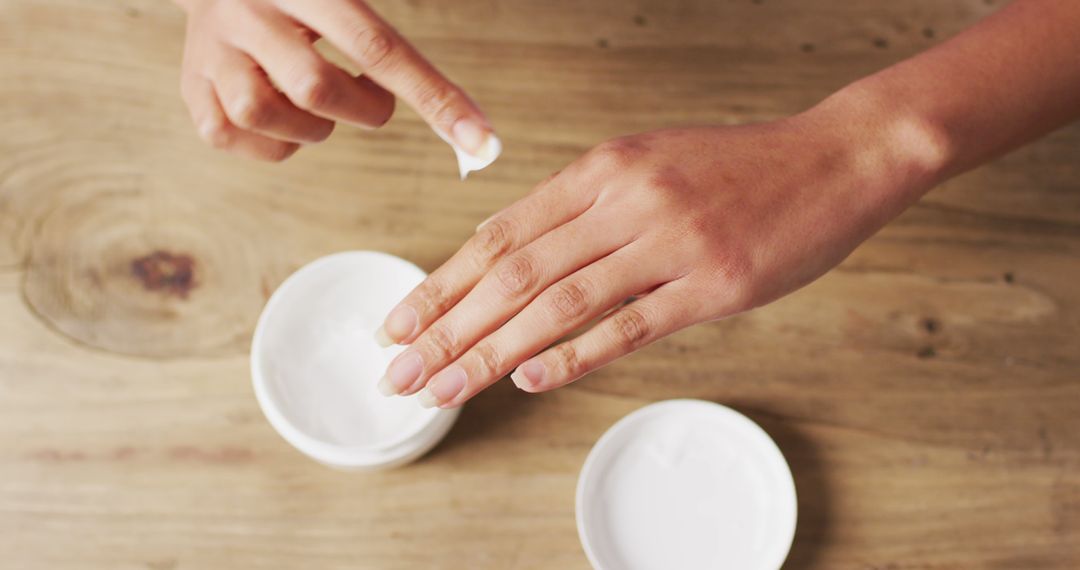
814, 0, 1080, 211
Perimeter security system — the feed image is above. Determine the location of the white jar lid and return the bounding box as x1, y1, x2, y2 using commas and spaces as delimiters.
576, 399, 797, 570
251, 251, 460, 470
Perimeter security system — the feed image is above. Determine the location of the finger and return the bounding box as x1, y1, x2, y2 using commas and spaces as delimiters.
383, 209, 635, 397
210, 48, 335, 143
374, 170, 598, 347
279, 0, 496, 156
181, 75, 300, 162
414, 241, 674, 408
474, 169, 563, 232
230, 6, 395, 128
510, 279, 699, 394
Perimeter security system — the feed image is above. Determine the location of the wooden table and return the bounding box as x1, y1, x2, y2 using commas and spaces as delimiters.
2, 0, 1078, 568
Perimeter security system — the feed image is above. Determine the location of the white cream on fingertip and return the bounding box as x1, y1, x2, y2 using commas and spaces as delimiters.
435, 128, 502, 180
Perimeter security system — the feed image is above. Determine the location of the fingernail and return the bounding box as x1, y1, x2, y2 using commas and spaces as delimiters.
376, 375, 397, 396
451, 118, 499, 161
511, 359, 546, 390
474, 132, 502, 163
374, 326, 394, 348
475, 213, 496, 233
417, 365, 467, 408
385, 350, 423, 394
416, 387, 439, 408
382, 305, 418, 344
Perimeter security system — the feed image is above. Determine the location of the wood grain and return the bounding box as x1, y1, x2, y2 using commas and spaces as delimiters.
1, 0, 1078, 568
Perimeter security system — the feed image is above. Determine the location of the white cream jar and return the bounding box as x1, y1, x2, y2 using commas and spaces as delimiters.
251, 251, 459, 470
576, 400, 797, 569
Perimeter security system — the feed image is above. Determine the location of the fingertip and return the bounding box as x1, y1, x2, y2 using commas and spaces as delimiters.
266, 142, 301, 163
374, 325, 394, 348
382, 304, 418, 344
198, 117, 232, 149
416, 387, 438, 408
510, 369, 537, 392
510, 359, 546, 392
309, 119, 336, 143
451, 118, 499, 159
376, 375, 398, 396
351, 75, 396, 129
424, 365, 467, 406
474, 132, 502, 164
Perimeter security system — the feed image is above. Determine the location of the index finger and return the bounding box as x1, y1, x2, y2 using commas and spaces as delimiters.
277, 0, 498, 158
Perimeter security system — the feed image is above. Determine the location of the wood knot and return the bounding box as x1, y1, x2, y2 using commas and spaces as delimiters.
131, 250, 196, 298
921, 317, 940, 334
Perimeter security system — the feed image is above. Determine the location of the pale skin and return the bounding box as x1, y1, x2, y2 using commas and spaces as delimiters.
173, 0, 499, 162
175, 0, 1080, 408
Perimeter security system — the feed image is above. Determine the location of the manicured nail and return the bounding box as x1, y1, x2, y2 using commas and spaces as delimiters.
374, 326, 394, 348
451, 118, 499, 161
416, 388, 438, 408
417, 365, 467, 408
381, 305, 418, 344
476, 213, 496, 232
376, 375, 397, 396
385, 350, 423, 394
511, 359, 546, 390
473, 133, 501, 163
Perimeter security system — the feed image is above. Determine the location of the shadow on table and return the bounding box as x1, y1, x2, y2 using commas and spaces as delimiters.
738, 406, 833, 570
418, 377, 535, 462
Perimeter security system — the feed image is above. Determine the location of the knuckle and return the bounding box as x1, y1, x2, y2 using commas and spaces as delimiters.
684, 213, 714, 240
229, 93, 274, 130
471, 218, 515, 269
710, 254, 756, 309
552, 343, 583, 379
413, 279, 452, 315
291, 69, 335, 111
548, 280, 590, 322
350, 24, 396, 70
587, 137, 645, 172
199, 119, 232, 148
609, 307, 651, 349
644, 166, 689, 205
422, 325, 458, 362
493, 253, 539, 299
470, 342, 503, 379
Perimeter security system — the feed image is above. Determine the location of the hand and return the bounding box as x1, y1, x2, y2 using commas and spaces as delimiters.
374, 103, 946, 408
175, 0, 497, 161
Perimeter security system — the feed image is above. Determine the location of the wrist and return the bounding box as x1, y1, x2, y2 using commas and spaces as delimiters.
803, 76, 955, 210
